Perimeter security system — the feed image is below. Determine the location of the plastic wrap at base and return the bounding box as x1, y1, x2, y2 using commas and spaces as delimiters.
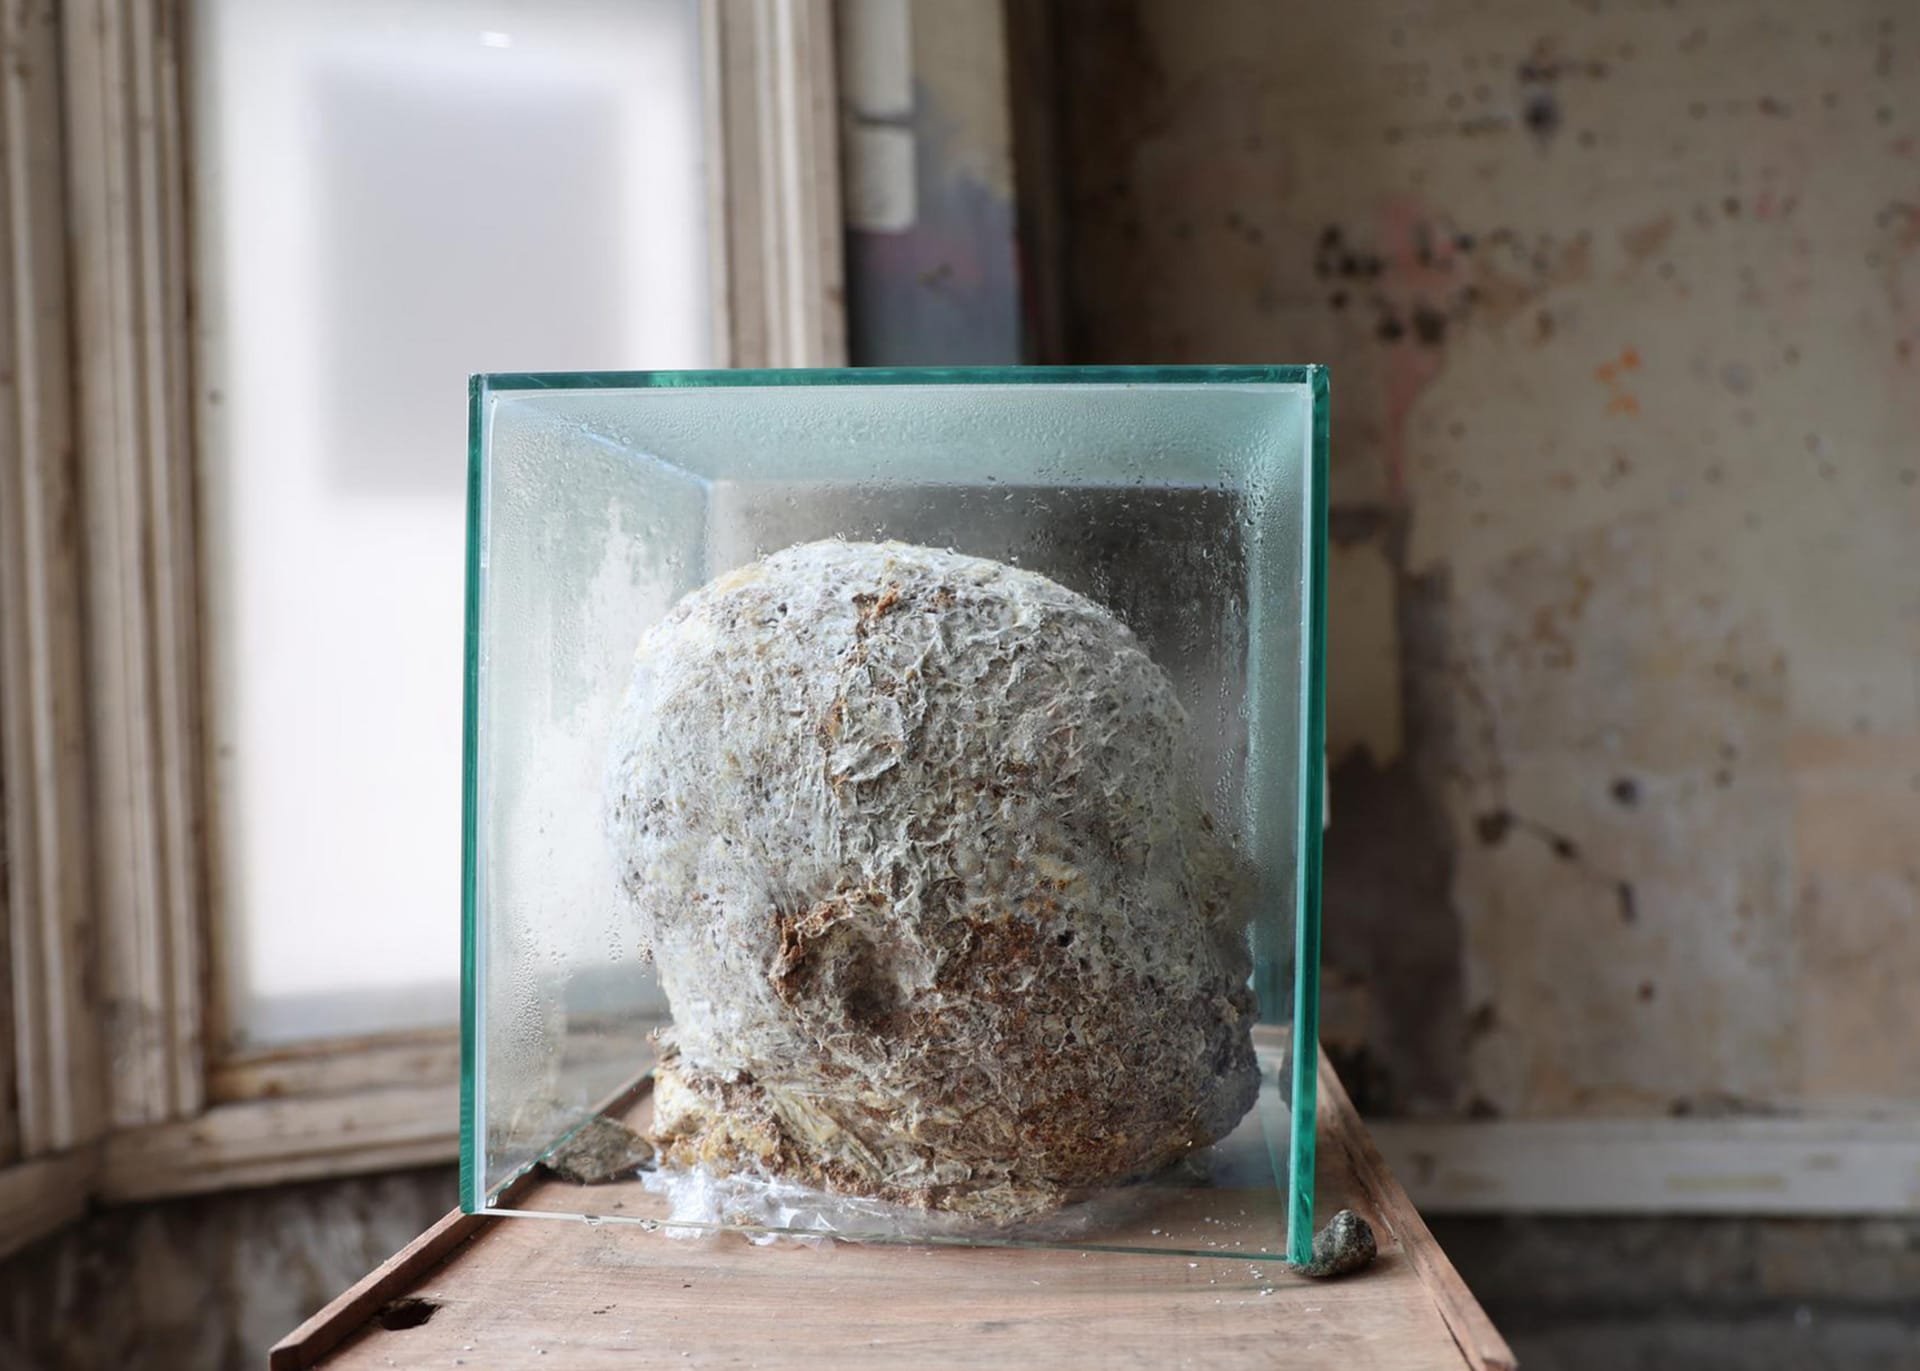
636, 1159, 1207, 1247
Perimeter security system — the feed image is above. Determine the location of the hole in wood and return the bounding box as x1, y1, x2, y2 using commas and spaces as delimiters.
375, 1297, 440, 1332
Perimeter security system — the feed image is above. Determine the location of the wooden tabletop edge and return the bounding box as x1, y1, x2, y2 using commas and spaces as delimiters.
1315, 1052, 1519, 1371
268, 1205, 489, 1371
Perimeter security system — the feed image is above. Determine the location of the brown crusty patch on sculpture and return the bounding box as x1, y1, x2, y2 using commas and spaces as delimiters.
607, 540, 1259, 1222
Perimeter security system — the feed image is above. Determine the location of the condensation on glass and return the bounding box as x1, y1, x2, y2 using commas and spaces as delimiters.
189, 0, 710, 1046
464, 368, 1329, 1262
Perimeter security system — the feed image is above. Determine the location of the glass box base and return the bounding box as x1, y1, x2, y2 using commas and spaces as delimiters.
479, 1028, 1302, 1264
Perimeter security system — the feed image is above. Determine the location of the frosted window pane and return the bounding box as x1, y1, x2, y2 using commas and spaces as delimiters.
191, 0, 711, 1048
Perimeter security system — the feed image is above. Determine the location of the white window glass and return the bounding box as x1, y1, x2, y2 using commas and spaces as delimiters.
191, 0, 711, 1048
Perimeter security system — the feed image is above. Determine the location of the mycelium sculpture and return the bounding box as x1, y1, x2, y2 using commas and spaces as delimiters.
606, 540, 1260, 1221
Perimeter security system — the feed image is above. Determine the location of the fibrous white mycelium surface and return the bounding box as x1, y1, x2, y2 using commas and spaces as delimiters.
605, 540, 1258, 1222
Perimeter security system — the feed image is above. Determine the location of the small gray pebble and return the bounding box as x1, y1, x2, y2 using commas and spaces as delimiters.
541, 1115, 656, 1185
1294, 1209, 1377, 1279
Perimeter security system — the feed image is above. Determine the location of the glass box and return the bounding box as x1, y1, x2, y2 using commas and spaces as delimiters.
462, 367, 1328, 1262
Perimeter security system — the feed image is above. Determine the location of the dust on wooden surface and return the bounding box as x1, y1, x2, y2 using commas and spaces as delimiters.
306, 1056, 1507, 1370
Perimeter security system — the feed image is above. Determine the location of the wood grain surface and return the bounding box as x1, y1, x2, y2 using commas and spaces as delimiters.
274, 1051, 1511, 1371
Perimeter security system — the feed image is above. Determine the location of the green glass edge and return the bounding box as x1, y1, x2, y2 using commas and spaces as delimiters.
459, 375, 485, 1214
1286, 368, 1331, 1264
474, 363, 1322, 392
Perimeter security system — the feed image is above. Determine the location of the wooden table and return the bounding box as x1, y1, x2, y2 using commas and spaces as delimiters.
272, 1056, 1512, 1370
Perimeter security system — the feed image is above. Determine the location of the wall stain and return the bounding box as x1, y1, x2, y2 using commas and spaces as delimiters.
1320, 515, 1466, 1114
1050, 0, 1918, 1119
1620, 214, 1676, 264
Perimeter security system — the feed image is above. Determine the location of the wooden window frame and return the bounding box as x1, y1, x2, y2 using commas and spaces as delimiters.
0, 0, 843, 1261
1, 0, 104, 1257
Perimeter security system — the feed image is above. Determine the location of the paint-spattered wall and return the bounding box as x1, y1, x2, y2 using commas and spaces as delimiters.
1055, 0, 1920, 1119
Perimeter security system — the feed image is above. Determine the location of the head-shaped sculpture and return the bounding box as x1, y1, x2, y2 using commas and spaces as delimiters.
606, 540, 1258, 1219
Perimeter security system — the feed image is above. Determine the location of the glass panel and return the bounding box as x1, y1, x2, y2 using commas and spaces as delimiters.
190, 0, 710, 1047
466, 368, 1327, 1262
